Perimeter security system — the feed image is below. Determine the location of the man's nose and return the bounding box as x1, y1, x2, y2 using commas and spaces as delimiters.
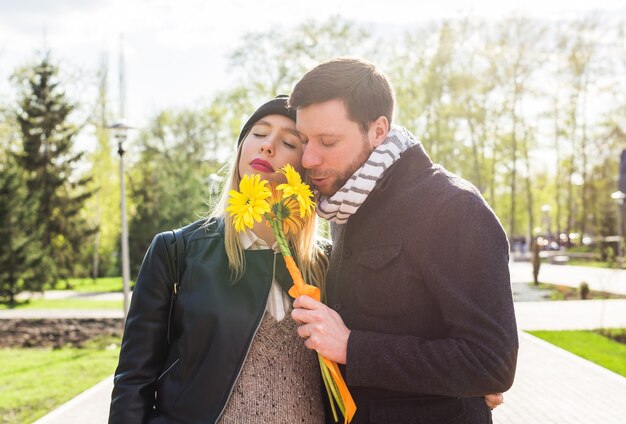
302, 142, 321, 169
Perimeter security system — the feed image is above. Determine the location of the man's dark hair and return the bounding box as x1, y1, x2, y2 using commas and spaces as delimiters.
289, 57, 395, 133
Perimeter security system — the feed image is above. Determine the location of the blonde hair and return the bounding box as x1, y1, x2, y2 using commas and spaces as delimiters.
208, 139, 328, 298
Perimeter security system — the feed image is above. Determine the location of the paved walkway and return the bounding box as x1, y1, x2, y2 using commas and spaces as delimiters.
492, 332, 626, 424
15, 290, 125, 301
34, 377, 113, 424
24, 263, 626, 423
0, 309, 123, 319
515, 299, 626, 330
1, 291, 125, 319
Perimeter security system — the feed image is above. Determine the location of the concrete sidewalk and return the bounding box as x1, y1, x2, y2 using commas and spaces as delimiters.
34, 376, 113, 424
0, 309, 123, 319
515, 299, 626, 330
492, 332, 626, 424
16, 291, 125, 301
1, 290, 125, 319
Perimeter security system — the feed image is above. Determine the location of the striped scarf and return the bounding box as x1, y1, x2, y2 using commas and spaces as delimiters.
316, 126, 418, 224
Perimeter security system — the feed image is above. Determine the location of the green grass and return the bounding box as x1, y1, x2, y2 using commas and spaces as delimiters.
55, 277, 129, 293
0, 336, 121, 424
0, 299, 123, 310
529, 330, 626, 377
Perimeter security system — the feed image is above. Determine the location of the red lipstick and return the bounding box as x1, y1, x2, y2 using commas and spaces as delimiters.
250, 158, 274, 173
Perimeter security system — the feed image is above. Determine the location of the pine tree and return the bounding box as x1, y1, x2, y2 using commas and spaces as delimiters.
14, 53, 93, 284
0, 153, 53, 302
1, 108, 52, 302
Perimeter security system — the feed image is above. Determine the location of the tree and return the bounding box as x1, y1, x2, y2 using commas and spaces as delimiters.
13, 53, 94, 283
127, 104, 232, 275
556, 17, 600, 243
83, 56, 121, 278
229, 16, 377, 102
489, 17, 545, 240
0, 131, 53, 302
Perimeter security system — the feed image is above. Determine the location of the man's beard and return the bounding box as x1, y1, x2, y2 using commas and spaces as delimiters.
326, 135, 373, 196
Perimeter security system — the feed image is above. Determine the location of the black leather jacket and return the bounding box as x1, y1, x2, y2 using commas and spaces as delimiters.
109, 218, 297, 423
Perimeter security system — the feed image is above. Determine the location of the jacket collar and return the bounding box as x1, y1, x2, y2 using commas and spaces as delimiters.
361, 142, 433, 199
212, 217, 293, 294
239, 228, 294, 294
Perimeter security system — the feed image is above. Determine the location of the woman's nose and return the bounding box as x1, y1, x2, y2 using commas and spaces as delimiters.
260, 136, 275, 154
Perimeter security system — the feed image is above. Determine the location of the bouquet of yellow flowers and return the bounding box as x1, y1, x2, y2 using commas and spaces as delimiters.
226, 164, 356, 423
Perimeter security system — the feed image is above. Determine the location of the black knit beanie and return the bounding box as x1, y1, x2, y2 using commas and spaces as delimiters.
237, 95, 297, 146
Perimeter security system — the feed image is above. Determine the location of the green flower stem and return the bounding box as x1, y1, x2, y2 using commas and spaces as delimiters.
319, 354, 346, 418
267, 215, 292, 258
319, 354, 339, 423
266, 201, 293, 258
330, 371, 346, 418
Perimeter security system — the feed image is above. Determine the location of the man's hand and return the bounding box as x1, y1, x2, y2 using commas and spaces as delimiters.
484, 393, 504, 410
291, 295, 351, 364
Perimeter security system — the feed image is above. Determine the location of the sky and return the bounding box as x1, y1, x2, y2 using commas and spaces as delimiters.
1, 0, 625, 130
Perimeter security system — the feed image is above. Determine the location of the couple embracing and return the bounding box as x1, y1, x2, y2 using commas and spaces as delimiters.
109, 57, 517, 424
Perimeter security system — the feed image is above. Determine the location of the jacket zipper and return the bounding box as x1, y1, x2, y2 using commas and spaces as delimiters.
154, 357, 181, 410
157, 358, 180, 382
215, 250, 277, 422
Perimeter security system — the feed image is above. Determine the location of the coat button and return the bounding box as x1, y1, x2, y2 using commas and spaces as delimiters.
344, 248, 352, 258
333, 304, 342, 311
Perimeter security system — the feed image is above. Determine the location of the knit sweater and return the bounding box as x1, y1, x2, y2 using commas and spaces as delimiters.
217, 312, 324, 423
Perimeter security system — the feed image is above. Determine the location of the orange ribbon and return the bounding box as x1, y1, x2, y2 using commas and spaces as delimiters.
284, 255, 357, 423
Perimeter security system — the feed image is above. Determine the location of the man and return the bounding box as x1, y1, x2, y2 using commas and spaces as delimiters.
290, 58, 518, 423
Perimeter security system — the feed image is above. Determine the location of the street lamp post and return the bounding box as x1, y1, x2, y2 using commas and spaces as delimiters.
611, 191, 625, 269
109, 121, 134, 319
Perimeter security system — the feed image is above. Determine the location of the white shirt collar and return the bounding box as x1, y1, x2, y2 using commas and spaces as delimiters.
239, 228, 279, 251
238, 228, 290, 322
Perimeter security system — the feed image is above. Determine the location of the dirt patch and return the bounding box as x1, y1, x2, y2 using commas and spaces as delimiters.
514, 282, 626, 302
542, 283, 626, 301
0, 318, 124, 349
597, 329, 626, 345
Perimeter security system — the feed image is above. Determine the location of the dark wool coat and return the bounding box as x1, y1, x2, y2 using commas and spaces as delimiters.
326, 144, 518, 424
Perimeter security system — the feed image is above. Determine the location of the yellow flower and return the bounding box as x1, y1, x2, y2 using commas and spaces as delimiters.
277, 164, 315, 218
267, 184, 306, 234
226, 174, 272, 232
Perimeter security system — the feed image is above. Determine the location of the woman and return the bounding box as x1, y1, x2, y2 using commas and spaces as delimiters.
109, 95, 329, 423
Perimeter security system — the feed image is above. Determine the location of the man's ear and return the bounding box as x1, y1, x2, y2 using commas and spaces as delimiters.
370, 116, 390, 148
